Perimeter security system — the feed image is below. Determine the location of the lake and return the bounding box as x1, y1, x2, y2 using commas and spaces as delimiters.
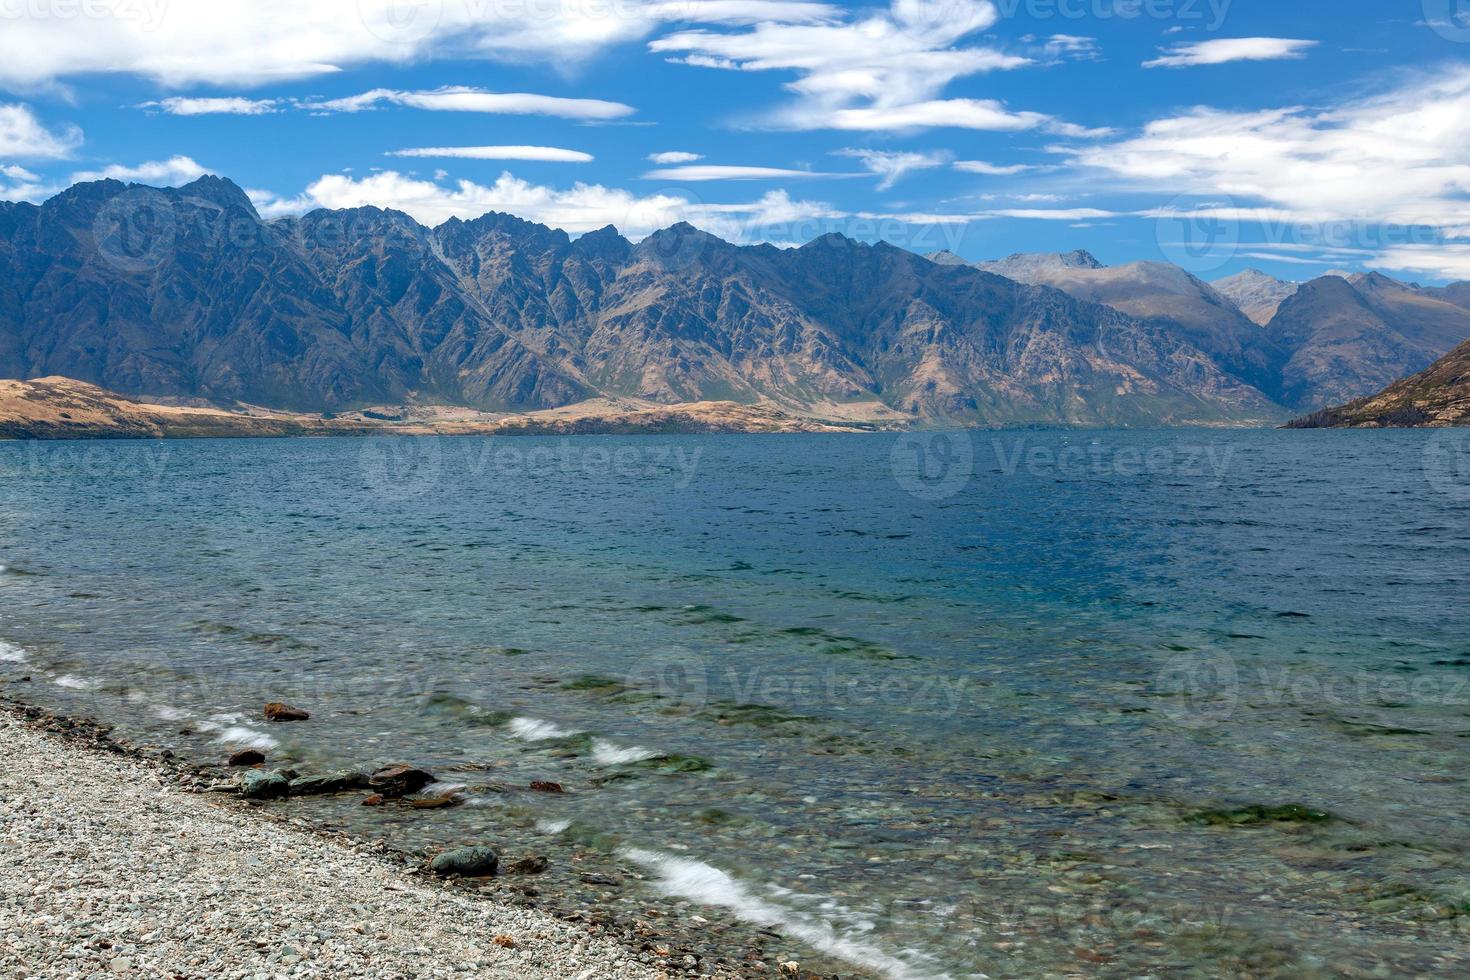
2, 430, 1468, 978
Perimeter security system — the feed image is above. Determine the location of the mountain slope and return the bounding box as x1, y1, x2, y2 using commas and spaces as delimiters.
958, 251, 1287, 403
1264, 273, 1470, 410
1212, 269, 1299, 326
1287, 338, 1470, 427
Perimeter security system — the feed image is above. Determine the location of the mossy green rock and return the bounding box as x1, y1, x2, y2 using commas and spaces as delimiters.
239, 769, 289, 800
428, 846, 499, 877
288, 771, 369, 796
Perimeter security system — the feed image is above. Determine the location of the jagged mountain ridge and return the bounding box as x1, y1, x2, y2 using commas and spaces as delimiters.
0, 176, 1294, 426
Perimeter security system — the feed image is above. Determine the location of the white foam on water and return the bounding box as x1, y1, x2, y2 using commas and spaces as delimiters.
422, 781, 467, 797
508, 717, 579, 742
153, 705, 192, 723
536, 820, 572, 835
53, 674, 99, 690
0, 640, 27, 663
212, 726, 279, 751
590, 739, 660, 766
621, 848, 954, 980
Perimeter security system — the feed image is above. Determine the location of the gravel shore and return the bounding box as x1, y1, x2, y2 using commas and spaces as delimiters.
0, 712, 666, 979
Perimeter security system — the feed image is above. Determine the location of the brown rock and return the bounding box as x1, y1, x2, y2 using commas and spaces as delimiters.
227, 749, 265, 767
529, 781, 564, 794
368, 764, 433, 798
505, 855, 549, 875
493, 936, 517, 949
263, 702, 309, 722
409, 796, 457, 810
360, 794, 385, 807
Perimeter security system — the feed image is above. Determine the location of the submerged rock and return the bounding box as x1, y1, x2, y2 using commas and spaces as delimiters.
368, 764, 433, 798
238, 769, 289, 800
429, 846, 499, 877
263, 702, 310, 722
505, 855, 549, 875
529, 781, 565, 794
1189, 803, 1338, 826
227, 749, 265, 767
288, 771, 369, 796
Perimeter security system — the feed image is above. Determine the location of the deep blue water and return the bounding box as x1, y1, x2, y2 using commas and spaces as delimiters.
2, 430, 1468, 978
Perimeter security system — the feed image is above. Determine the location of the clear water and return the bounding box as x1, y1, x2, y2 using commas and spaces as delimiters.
2, 431, 1468, 978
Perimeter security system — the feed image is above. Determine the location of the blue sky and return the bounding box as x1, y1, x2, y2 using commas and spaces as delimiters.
3, 1, 1470, 283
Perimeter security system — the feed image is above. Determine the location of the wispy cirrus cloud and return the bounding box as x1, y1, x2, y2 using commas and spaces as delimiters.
388, 146, 594, 163
652, 0, 1103, 136
1143, 37, 1317, 69
642, 164, 859, 181
306, 87, 636, 121
953, 160, 1030, 176
836, 148, 949, 190
138, 97, 281, 116
1068, 67, 1470, 231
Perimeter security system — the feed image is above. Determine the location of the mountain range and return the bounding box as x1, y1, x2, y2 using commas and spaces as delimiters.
3, 175, 1470, 428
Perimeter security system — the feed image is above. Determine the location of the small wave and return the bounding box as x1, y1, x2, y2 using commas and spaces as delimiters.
0, 640, 27, 663
508, 717, 580, 742
153, 706, 193, 723
591, 739, 661, 766
53, 674, 100, 691
536, 819, 572, 835
210, 726, 279, 751
622, 848, 949, 980
422, 781, 467, 797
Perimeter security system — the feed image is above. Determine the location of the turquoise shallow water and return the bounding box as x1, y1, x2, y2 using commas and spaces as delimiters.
2, 430, 1468, 977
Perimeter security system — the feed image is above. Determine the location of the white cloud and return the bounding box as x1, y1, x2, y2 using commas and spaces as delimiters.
1143, 38, 1317, 69
0, 0, 839, 89
953, 160, 1030, 175
0, 163, 51, 203
71, 155, 210, 186
1070, 67, 1470, 232
985, 207, 1120, 220
388, 146, 594, 163
0, 103, 82, 160
836, 148, 948, 190
1373, 244, 1470, 281
139, 97, 280, 116
648, 151, 704, 164
307, 87, 635, 120
249, 168, 853, 243
651, 0, 1102, 135
641, 165, 858, 181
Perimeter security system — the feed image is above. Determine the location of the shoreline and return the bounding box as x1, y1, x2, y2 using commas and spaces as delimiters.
0, 698, 850, 980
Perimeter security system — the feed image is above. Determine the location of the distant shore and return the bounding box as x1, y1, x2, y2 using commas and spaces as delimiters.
0, 377, 891, 440
0, 699, 844, 980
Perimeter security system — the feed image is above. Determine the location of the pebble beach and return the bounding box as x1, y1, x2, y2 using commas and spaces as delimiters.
0, 709, 669, 979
